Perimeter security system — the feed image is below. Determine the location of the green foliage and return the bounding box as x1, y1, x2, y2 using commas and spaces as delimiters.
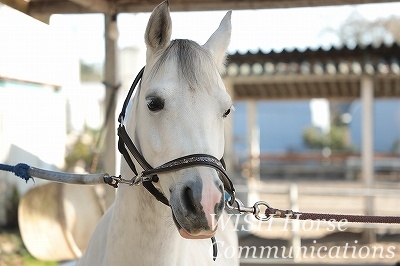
328, 126, 348, 150
392, 139, 400, 154
80, 60, 102, 82
65, 127, 102, 172
303, 127, 327, 149
65, 141, 93, 170
303, 125, 353, 151
22, 253, 58, 266
0, 229, 57, 266
304, 100, 355, 152
3, 186, 19, 229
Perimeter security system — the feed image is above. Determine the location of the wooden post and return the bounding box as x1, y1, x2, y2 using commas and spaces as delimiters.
289, 183, 301, 262
361, 76, 376, 243
247, 100, 260, 215
101, 14, 119, 208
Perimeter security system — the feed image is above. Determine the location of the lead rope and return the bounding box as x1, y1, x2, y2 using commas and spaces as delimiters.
266, 208, 400, 224
227, 197, 400, 224
0, 163, 111, 185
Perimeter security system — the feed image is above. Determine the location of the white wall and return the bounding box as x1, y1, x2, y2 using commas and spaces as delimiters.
0, 5, 79, 225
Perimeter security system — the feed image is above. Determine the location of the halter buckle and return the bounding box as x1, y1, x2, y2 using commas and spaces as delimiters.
132, 173, 144, 185
104, 173, 157, 188
226, 197, 254, 214
105, 174, 140, 187
133, 173, 155, 186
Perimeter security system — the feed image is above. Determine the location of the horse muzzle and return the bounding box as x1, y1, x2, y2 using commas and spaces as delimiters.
170, 172, 224, 239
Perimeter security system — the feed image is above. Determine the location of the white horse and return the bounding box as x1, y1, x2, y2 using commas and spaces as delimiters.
78, 2, 238, 265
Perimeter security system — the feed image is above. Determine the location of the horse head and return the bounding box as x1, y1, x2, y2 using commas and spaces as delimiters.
128, 1, 232, 239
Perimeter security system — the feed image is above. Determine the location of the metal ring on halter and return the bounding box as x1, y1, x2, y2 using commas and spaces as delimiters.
107, 173, 157, 187
132, 174, 144, 186
253, 201, 273, 221
226, 198, 274, 221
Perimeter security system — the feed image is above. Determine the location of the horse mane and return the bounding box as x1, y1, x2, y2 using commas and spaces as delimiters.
147, 39, 217, 90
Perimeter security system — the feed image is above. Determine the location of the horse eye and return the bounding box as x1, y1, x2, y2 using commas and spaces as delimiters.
223, 108, 231, 118
146, 96, 165, 112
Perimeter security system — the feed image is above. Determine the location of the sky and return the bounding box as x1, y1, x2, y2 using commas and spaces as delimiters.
49, 2, 400, 64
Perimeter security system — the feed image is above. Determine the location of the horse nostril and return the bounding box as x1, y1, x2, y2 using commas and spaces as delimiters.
182, 186, 201, 214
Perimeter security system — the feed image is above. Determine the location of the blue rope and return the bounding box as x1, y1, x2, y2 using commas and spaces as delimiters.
0, 163, 33, 182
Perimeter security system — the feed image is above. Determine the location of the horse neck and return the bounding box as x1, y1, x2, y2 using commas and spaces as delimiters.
106, 154, 185, 264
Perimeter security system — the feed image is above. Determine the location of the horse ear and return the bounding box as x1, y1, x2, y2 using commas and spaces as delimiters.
203, 11, 232, 71
145, 1, 172, 56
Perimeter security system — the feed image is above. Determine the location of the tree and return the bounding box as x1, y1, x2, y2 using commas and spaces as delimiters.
322, 10, 400, 47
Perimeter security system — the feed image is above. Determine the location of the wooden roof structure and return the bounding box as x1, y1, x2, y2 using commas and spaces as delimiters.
226, 42, 400, 100
2, 0, 400, 20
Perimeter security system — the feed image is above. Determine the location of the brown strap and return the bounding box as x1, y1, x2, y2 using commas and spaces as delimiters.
265, 207, 400, 224
118, 124, 170, 206
142, 154, 236, 202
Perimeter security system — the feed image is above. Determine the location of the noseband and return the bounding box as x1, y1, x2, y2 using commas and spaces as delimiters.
116, 67, 236, 207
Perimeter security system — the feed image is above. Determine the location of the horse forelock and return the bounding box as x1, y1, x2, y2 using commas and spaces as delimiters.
147, 39, 217, 91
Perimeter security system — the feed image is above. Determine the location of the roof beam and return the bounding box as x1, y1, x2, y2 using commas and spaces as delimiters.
117, 0, 400, 13
1, 0, 50, 22
1, 0, 28, 14
4, 0, 400, 16
69, 0, 111, 13
29, 1, 93, 15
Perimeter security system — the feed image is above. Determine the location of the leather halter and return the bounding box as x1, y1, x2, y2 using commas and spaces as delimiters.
117, 66, 236, 207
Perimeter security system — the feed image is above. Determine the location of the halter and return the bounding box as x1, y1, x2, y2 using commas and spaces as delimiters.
116, 66, 236, 207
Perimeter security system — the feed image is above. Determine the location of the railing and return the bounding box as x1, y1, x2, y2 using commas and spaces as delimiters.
247, 153, 400, 180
